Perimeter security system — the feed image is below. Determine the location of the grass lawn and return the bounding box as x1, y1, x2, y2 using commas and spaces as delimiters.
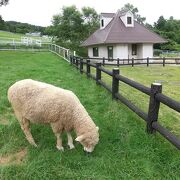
0, 30, 51, 43
90, 64, 180, 136
0, 51, 179, 179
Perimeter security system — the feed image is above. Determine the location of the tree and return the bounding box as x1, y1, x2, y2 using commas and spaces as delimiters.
154, 16, 166, 30
49, 6, 99, 56
121, 3, 146, 24
153, 16, 180, 51
0, 0, 9, 6
0, 15, 7, 30
52, 6, 84, 43
82, 7, 99, 36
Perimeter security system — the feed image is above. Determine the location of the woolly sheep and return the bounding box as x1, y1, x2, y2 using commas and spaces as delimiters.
8, 79, 99, 153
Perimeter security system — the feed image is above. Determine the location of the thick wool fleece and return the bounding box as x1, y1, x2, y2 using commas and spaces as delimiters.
8, 79, 98, 137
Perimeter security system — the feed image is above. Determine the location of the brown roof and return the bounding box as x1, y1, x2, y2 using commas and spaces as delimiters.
82, 10, 167, 47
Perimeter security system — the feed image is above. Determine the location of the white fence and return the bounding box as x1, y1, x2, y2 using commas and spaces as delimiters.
49, 44, 74, 62
0, 40, 74, 62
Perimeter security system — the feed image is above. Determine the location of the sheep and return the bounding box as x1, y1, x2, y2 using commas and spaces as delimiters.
8, 79, 99, 153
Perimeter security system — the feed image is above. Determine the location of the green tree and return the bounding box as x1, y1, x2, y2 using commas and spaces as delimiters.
50, 6, 99, 56
82, 7, 99, 36
154, 16, 180, 51
52, 6, 84, 43
121, 3, 146, 24
154, 16, 166, 30
0, 15, 7, 30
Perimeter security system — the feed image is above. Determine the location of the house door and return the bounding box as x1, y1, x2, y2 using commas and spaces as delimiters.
107, 46, 113, 59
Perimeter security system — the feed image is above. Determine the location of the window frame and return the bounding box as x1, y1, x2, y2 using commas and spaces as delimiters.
101, 19, 104, 27
107, 46, 113, 59
93, 47, 99, 57
132, 44, 137, 56
127, 17, 132, 24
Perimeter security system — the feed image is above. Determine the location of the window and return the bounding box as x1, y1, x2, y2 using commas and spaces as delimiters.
101, 19, 104, 27
132, 44, 137, 55
127, 17, 132, 24
93, 47, 99, 57
107, 46, 113, 59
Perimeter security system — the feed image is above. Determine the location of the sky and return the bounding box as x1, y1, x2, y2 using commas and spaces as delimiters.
0, 0, 180, 27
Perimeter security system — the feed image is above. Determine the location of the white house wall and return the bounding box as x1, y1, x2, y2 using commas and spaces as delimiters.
137, 44, 143, 59
114, 44, 128, 59
142, 44, 153, 58
88, 43, 153, 59
99, 46, 108, 57
88, 48, 93, 57
88, 46, 108, 58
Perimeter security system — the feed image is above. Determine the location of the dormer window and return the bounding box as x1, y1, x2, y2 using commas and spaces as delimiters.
101, 19, 104, 27
127, 17, 132, 24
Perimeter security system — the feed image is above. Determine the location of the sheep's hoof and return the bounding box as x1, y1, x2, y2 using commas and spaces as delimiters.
68, 144, 75, 150
56, 146, 64, 151
33, 144, 38, 147
30, 142, 38, 147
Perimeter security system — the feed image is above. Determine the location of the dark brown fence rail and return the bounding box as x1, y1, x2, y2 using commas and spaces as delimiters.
70, 56, 180, 150
74, 56, 180, 67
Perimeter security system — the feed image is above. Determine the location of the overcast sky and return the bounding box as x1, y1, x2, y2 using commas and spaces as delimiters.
0, 0, 180, 27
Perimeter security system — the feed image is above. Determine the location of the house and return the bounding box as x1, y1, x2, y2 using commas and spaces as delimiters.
25, 32, 41, 37
82, 10, 167, 60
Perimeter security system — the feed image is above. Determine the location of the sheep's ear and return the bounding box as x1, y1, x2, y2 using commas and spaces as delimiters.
96, 126, 99, 131
75, 135, 84, 142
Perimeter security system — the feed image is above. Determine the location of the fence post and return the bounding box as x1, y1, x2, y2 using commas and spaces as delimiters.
112, 68, 120, 99
132, 58, 134, 67
76, 57, 79, 69
117, 58, 120, 67
103, 57, 105, 66
70, 56, 72, 65
147, 83, 162, 133
73, 56, 75, 64
80, 58, 83, 74
147, 57, 149, 67
86, 60, 91, 78
96, 63, 101, 84
163, 57, 166, 67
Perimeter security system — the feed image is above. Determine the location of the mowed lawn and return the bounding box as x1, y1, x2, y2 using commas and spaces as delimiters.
0, 51, 179, 179
91, 64, 180, 136
0, 31, 51, 42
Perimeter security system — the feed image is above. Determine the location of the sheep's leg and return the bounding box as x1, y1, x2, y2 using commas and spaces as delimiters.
55, 133, 64, 151
50, 122, 64, 151
67, 132, 75, 149
20, 117, 37, 147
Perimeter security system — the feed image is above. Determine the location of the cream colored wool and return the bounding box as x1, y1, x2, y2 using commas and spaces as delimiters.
8, 79, 99, 152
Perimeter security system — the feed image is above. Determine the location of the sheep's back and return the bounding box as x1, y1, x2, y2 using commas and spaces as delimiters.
8, 79, 78, 124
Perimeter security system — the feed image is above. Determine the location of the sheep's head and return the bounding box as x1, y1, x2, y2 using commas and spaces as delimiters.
75, 126, 99, 153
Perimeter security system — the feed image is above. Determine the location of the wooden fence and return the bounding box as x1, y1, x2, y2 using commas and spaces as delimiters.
70, 56, 180, 150
80, 56, 180, 67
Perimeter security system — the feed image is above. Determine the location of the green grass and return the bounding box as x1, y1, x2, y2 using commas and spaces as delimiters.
91, 65, 180, 136
0, 31, 23, 40
0, 30, 51, 43
0, 51, 179, 179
